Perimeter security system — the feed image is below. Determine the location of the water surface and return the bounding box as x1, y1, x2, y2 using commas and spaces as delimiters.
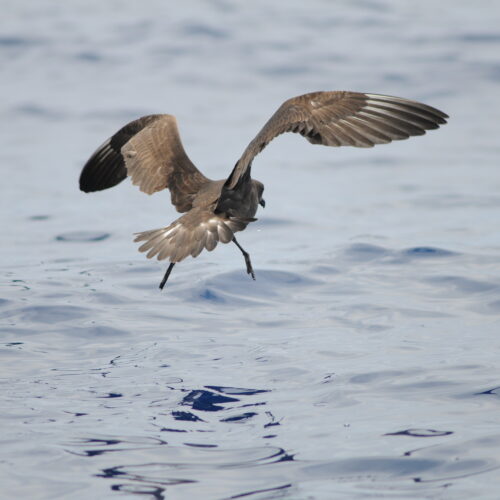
2, 1, 500, 498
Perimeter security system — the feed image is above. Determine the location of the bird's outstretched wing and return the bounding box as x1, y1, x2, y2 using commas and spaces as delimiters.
79, 114, 209, 213
134, 208, 255, 263
224, 91, 448, 189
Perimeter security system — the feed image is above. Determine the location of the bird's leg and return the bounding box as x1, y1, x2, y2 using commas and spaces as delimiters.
232, 237, 255, 280
159, 262, 175, 290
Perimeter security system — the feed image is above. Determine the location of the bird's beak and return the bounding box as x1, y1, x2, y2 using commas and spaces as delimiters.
259, 199, 266, 208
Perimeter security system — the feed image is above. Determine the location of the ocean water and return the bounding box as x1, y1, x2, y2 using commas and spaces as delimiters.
2, 1, 500, 498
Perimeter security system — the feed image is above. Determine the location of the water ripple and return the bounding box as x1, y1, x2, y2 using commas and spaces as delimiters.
0, 305, 90, 324
55, 231, 111, 242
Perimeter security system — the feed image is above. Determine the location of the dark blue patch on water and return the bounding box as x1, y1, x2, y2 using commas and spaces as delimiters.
205, 386, 270, 396
181, 390, 239, 412
385, 429, 454, 438
171, 411, 205, 422
402, 246, 458, 258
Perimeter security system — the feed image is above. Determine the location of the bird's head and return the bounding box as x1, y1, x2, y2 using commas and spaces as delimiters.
253, 180, 265, 208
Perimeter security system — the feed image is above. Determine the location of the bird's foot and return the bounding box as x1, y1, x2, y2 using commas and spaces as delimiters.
243, 253, 256, 280
232, 236, 256, 281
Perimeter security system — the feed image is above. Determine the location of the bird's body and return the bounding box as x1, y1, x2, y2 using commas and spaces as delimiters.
79, 91, 447, 289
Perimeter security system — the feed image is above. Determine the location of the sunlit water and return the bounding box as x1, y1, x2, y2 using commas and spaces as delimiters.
2, 1, 500, 499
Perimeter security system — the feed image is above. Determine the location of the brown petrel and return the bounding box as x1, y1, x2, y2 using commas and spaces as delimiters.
79, 91, 447, 289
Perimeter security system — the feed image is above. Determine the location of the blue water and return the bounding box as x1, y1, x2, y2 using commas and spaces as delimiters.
2, 1, 500, 498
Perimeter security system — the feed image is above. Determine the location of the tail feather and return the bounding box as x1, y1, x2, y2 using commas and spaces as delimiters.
134, 209, 256, 263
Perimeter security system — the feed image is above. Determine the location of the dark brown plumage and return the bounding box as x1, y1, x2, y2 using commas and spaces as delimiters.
79, 91, 448, 289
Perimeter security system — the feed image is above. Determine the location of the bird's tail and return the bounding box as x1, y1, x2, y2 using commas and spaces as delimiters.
134, 208, 255, 263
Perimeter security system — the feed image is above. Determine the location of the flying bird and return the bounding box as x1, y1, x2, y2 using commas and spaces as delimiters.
79, 91, 448, 289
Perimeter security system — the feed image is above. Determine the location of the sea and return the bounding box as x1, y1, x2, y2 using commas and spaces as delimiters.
2, 1, 500, 498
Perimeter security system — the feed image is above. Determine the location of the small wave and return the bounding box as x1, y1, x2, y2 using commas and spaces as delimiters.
55, 232, 111, 242
385, 429, 453, 438
0, 305, 90, 324
187, 269, 319, 305
401, 246, 458, 258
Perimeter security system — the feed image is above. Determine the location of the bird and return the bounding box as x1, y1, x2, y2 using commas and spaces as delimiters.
79, 90, 448, 289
